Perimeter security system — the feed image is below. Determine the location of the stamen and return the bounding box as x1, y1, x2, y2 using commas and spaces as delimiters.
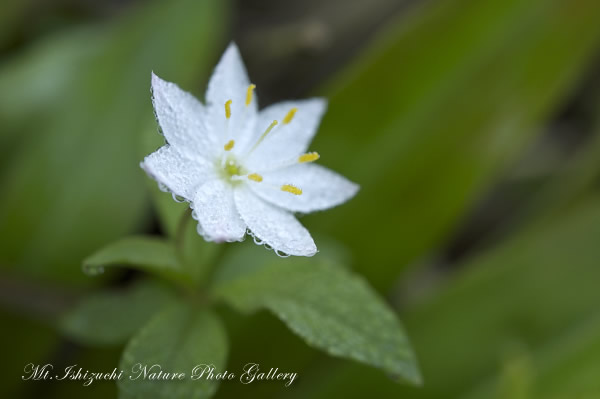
224, 139, 235, 151
283, 107, 298, 124
298, 152, 320, 163
261, 120, 278, 139
225, 99, 232, 119
245, 84, 256, 106
247, 173, 263, 182
281, 184, 302, 195
247, 120, 278, 155
248, 152, 322, 174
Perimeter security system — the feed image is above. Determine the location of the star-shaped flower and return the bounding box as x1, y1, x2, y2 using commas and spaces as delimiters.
141, 43, 358, 257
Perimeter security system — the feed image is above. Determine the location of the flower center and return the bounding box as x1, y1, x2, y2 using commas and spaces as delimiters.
215, 87, 319, 196
219, 155, 247, 185
225, 159, 242, 176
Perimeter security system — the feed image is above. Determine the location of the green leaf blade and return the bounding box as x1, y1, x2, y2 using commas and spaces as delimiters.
118, 303, 228, 399
60, 279, 174, 346
212, 247, 420, 384
83, 236, 186, 284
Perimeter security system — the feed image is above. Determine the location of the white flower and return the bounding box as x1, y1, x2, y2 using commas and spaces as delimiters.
141, 43, 358, 257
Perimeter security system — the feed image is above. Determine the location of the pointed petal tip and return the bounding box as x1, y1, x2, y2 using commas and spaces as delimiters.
284, 235, 318, 257
139, 157, 154, 175
305, 245, 318, 257
316, 97, 328, 106
224, 41, 240, 55
310, 97, 328, 112
350, 180, 360, 196
273, 241, 317, 258
217, 41, 242, 65
227, 41, 238, 49
303, 97, 328, 120
150, 71, 166, 88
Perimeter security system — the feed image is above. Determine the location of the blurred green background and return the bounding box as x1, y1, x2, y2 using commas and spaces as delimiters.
1, 0, 600, 398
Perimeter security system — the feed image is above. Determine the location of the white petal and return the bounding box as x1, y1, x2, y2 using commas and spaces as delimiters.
151, 73, 216, 160
249, 164, 359, 213
234, 186, 317, 256
205, 43, 257, 155
141, 145, 213, 200
245, 98, 327, 171
191, 179, 246, 243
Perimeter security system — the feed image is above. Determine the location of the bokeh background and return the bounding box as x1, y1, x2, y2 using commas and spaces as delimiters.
2, 0, 600, 398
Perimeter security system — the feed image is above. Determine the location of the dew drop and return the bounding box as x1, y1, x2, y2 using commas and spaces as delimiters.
171, 193, 186, 203
82, 264, 104, 276
275, 250, 290, 258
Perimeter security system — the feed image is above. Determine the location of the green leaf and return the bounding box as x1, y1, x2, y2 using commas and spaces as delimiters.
212, 245, 421, 384
283, 196, 600, 399
60, 279, 174, 346
118, 303, 228, 399
83, 236, 187, 284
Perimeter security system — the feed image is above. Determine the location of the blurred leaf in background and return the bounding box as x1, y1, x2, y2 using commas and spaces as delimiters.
60, 279, 175, 346
0, 0, 228, 283
307, 0, 600, 289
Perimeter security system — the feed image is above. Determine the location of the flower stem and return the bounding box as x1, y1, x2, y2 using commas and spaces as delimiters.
175, 208, 192, 250
173, 208, 222, 289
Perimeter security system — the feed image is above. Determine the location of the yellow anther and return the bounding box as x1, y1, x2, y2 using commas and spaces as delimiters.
245, 84, 256, 106
281, 184, 302, 195
283, 107, 298, 124
298, 152, 320, 163
224, 139, 235, 151
225, 99, 232, 119
247, 173, 263, 182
